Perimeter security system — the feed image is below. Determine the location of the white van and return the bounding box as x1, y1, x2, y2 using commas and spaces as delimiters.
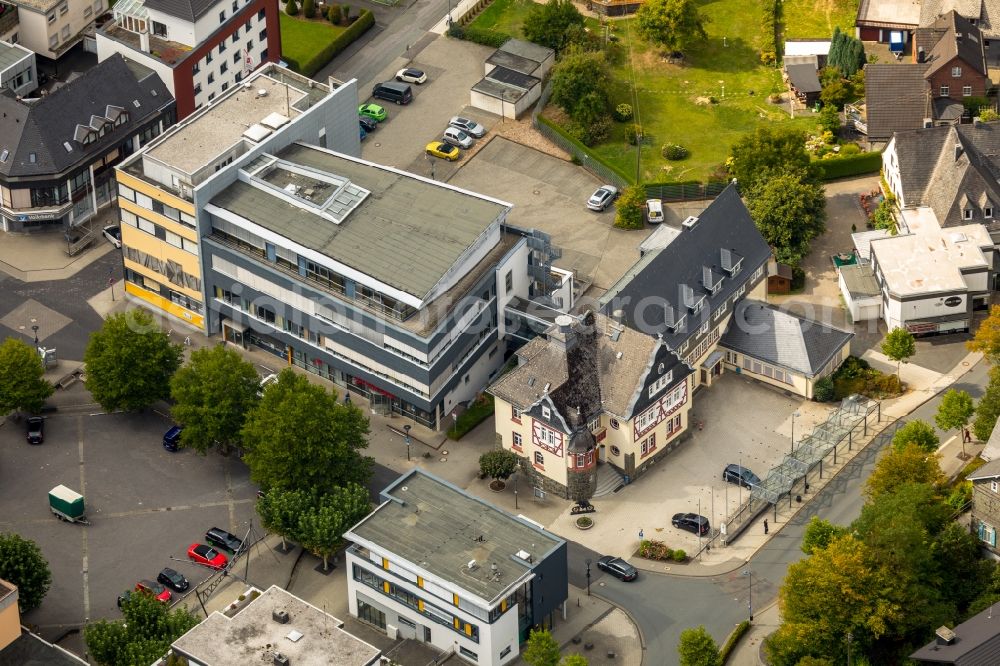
646, 199, 664, 224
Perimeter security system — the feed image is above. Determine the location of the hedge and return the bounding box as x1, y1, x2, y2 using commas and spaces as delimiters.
447, 394, 495, 440
283, 9, 374, 76
720, 620, 751, 664
537, 115, 634, 185
760, 0, 779, 64
815, 151, 882, 181
447, 24, 511, 48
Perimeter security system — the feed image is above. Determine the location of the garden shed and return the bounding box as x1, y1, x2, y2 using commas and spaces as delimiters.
785, 63, 822, 105
485, 39, 555, 79
470, 66, 542, 120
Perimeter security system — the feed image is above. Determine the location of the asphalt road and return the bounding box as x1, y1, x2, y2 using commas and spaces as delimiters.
587, 359, 989, 663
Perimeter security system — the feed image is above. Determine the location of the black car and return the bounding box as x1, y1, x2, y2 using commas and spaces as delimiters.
116, 589, 132, 609
672, 512, 710, 536
596, 555, 638, 582
26, 416, 44, 445
722, 464, 761, 489
163, 425, 182, 452
358, 115, 377, 133
205, 527, 243, 553
157, 567, 189, 592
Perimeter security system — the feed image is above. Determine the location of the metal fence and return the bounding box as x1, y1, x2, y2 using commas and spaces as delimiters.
644, 182, 727, 203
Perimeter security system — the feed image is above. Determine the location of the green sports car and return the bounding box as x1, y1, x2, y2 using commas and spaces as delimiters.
358, 103, 387, 122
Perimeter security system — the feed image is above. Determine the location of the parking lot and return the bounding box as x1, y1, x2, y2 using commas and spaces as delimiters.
0, 382, 257, 649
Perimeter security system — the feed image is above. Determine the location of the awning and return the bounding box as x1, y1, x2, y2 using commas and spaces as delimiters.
702, 350, 725, 369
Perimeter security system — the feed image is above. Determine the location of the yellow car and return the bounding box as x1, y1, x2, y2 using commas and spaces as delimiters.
425, 141, 460, 162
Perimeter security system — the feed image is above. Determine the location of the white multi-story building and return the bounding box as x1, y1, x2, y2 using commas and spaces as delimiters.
97, 0, 281, 119
0, 0, 107, 60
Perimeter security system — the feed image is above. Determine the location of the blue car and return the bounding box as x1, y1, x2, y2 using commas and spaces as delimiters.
163, 426, 182, 452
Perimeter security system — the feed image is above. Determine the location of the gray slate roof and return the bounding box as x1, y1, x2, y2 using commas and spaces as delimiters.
143, 0, 218, 21
786, 63, 821, 93
923, 11, 987, 78
910, 602, 1000, 663
720, 300, 853, 377
984, 419, 1000, 462
0, 54, 172, 178
967, 457, 1000, 480
892, 121, 1000, 229
598, 184, 772, 349
0, 631, 87, 665
863, 63, 933, 139
346, 470, 563, 605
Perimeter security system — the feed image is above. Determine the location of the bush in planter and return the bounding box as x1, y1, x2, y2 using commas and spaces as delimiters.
301, 0, 315, 18
662, 143, 689, 160
285, 0, 298, 15
576, 516, 593, 527
672, 549, 687, 562
614, 103, 633, 121
327, 4, 340, 22
638, 539, 673, 560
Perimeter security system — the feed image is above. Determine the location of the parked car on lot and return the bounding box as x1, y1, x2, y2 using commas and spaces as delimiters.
723, 464, 761, 489
596, 555, 638, 581
117, 589, 132, 608
646, 199, 664, 223
587, 185, 619, 211
425, 141, 460, 161
395, 67, 427, 84
136, 579, 171, 602
358, 115, 377, 133
163, 425, 182, 452
442, 126, 474, 149
449, 116, 485, 138
26, 416, 44, 445
102, 225, 122, 248
672, 512, 710, 536
157, 567, 189, 592
188, 543, 227, 569
206, 527, 243, 553
358, 103, 387, 122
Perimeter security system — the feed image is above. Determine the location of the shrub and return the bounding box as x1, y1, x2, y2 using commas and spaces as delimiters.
342, 4, 350, 21
614, 103, 633, 121
624, 123, 643, 145
768, 92, 782, 103
662, 143, 689, 160
759, 0, 778, 64
638, 539, 673, 560
567, 115, 612, 146
285, 0, 298, 15
839, 142, 861, 155
671, 549, 687, 562
301, 0, 315, 18
814, 151, 882, 180
614, 185, 646, 230
947, 481, 972, 511
284, 8, 374, 76
719, 620, 752, 663
447, 24, 511, 48
814, 377, 835, 402
834, 356, 871, 380
447, 393, 495, 440
327, 3, 340, 22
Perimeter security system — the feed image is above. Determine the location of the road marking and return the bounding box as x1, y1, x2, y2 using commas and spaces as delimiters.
937, 435, 958, 453
78, 416, 90, 623
0, 498, 257, 529
226, 466, 237, 533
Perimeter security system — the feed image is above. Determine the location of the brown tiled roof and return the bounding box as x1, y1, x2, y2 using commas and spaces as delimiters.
923, 11, 987, 78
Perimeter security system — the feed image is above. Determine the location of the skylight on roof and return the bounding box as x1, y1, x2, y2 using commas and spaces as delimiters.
28, 153, 36, 163
63, 141, 72, 153
0, 149, 9, 163
132, 100, 141, 108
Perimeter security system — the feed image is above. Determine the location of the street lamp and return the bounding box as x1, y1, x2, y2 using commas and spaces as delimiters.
743, 562, 753, 622
31, 318, 38, 345
585, 558, 591, 596
403, 424, 411, 461
513, 473, 518, 510
791, 411, 801, 454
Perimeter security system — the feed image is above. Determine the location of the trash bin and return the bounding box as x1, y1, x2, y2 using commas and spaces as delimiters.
623, 474, 631, 485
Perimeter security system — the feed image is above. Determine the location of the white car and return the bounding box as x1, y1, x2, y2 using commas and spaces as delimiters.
442, 126, 474, 149
448, 116, 486, 139
395, 68, 427, 84
103, 225, 122, 248
587, 185, 619, 211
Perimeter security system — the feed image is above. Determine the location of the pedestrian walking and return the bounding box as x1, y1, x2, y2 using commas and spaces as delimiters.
764, 519, 769, 535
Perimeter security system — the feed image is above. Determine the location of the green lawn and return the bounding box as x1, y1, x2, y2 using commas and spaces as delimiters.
780, 0, 859, 40
279, 12, 346, 67
466, 0, 537, 35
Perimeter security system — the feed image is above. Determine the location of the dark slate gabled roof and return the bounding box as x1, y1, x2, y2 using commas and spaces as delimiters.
924, 11, 988, 78
910, 602, 1000, 663
720, 300, 853, 377
144, 0, 219, 21
863, 63, 933, 140
786, 63, 821, 93
0, 53, 172, 178
598, 184, 771, 349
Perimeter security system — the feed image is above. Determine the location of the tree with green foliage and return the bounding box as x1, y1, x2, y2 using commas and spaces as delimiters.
968, 305, 1000, 362
301, 0, 314, 17
800, 516, 847, 555
0, 337, 52, 415
819, 78, 855, 110
242, 369, 371, 494
677, 625, 721, 666
479, 448, 520, 481
522, 628, 561, 666
881, 327, 915, 379
933, 522, 994, 613
327, 4, 339, 22
635, 0, 707, 53
169, 345, 261, 455
0, 532, 51, 611
828, 27, 844, 71
285, 0, 298, 15
865, 442, 946, 500
745, 169, 826, 267
890, 419, 939, 453
728, 127, 815, 194
817, 104, 840, 136
83, 309, 183, 412
522, 0, 585, 53
257, 487, 314, 551
297, 483, 371, 570
974, 366, 1000, 441
936, 389, 976, 455
614, 185, 646, 230
560, 656, 589, 666
550, 48, 612, 131
85, 591, 200, 666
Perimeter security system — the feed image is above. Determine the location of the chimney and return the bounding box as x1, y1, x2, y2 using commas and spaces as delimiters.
917, 46, 926, 62
550, 314, 577, 353
139, 31, 150, 53
923, 118, 933, 128
955, 143, 964, 159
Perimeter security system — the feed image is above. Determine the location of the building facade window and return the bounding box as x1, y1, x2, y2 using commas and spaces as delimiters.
534, 451, 544, 466
940, 85, 950, 96
952, 66, 962, 77
512, 432, 522, 450
511, 406, 521, 422
963, 85, 973, 96
992, 480, 998, 493
640, 433, 656, 457
986, 207, 993, 219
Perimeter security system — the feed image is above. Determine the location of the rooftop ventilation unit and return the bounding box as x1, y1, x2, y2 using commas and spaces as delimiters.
274, 653, 289, 666
515, 549, 533, 563
272, 609, 290, 624
286, 630, 303, 642
935, 625, 956, 645
256, 88, 269, 98
261, 112, 291, 130
467, 559, 478, 570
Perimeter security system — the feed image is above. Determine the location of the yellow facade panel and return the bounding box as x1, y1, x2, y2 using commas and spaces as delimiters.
124, 259, 202, 302
124, 282, 204, 329
121, 226, 202, 277
119, 198, 198, 243
116, 170, 194, 215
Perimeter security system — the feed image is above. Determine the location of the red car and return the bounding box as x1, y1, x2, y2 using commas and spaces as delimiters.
187, 543, 227, 569
135, 579, 172, 602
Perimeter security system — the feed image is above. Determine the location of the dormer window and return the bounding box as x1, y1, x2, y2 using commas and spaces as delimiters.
720, 248, 743, 276
952, 66, 962, 77
701, 266, 724, 295
542, 406, 551, 419
986, 207, 994, 219
965, 208, 974, 220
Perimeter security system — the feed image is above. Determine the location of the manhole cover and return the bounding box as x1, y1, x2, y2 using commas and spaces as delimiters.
440, 457, 448, 462
533, 190, 540, 195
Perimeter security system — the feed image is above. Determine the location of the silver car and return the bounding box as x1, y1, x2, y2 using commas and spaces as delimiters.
587, 185, 619, 211
448, 115, 486, 139
442, 126, 474, 149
